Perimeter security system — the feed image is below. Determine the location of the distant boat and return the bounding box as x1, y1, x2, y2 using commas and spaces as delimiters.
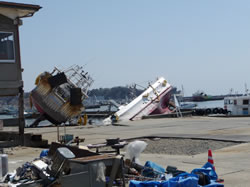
191, 91, 213, 101
1, 107, 17, 115
180, 103, 197, 110
12, 111, 40, 119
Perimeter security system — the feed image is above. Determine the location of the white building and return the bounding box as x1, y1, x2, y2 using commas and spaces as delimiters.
224, 95, 250, 115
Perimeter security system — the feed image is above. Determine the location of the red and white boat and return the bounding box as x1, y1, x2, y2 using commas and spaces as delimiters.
103, 77, 174, 124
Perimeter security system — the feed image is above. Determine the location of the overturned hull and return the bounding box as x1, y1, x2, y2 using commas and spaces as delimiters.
104, 77, 173, 124
30, 66, 93, 125
31, 87, 82, 124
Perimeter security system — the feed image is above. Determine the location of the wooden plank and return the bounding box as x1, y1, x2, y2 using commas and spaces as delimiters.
71, 154, 116, 163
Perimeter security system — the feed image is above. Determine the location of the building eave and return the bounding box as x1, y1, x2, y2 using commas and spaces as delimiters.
0, 1, 41, 19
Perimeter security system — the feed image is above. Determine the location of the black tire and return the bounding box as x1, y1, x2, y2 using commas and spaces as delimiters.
200, 109, 205, 116
205, 108, 212, 115
192, 110, 196, 116
218, 108, 224, 114
196, 109, 202, 115
222, 109, 228, 114
213, 108, 219, 114
196, 109, 205, 116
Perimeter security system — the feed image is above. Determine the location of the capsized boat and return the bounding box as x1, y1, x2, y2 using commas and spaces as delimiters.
103, 77, 173, 124
30, 65, 93, 125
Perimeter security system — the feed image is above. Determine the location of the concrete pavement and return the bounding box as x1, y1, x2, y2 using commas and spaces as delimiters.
5, 116, 250, 186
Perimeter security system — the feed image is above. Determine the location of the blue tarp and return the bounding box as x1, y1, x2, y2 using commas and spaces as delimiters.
191, 162, 218, 181
130, 173, 199, 187
129, 161, 224, 187
142, 161, 166, 178
39, 149, 49, 158
192, 162, 223, 187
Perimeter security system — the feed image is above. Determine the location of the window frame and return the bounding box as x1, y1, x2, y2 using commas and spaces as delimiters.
0, 31, 16, 63
243, 99, 249, 105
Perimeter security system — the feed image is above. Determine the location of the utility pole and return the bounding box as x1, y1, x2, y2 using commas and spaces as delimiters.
18, 86, 25, 144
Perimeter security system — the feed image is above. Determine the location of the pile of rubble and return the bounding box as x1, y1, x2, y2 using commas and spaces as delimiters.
0, 139, 224, 187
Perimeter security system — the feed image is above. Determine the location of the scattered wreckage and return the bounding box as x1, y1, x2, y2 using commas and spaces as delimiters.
0, 140, 224, 187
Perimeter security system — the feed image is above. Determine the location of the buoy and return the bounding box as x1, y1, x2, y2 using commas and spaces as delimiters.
83, 114, 88, 126
208, 149, 215, 171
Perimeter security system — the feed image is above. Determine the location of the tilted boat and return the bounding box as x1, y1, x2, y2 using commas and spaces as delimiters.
30, 65, 93, 125
103, 77, 173, 124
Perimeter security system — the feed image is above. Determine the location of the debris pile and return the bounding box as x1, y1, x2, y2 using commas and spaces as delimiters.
0, 140, 224, 187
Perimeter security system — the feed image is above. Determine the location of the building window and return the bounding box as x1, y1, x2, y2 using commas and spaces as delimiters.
243, 108, 248, 115
243, 100, 249, 105
0, 32, 15, 63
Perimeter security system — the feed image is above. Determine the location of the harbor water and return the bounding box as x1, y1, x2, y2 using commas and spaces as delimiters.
0, 114, 105, 127
0, 100, 225, 127
0, 114, 51, 127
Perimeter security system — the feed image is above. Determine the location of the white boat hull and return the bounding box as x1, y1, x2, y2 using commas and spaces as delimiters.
104, 77, 172, 124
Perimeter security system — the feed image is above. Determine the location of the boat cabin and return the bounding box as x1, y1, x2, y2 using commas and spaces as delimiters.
224, 95, 250, 115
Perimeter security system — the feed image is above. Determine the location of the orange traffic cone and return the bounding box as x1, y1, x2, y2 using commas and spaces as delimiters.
208, 149, 215, 171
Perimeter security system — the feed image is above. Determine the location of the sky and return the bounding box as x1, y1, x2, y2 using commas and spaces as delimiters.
5, 0, 250, 96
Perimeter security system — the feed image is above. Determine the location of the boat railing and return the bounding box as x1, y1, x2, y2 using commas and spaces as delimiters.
51, 65, 93, 99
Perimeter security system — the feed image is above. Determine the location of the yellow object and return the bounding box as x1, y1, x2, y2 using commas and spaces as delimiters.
78, 116, 83, 125
29, 94, 33, 108
115, 114, 119, 121
162, 80, 167, 86
35, 74, 41, 85
83, 114, 88, 126
149, 84, 160, 101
